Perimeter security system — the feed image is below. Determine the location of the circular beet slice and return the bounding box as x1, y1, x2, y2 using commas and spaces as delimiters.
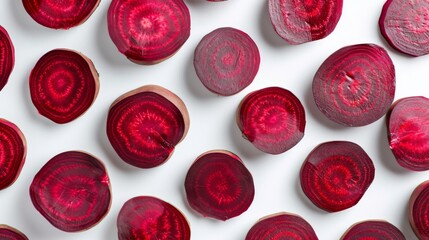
300, 141, 375, 212
194, 27, 260, 96
313, 44, 395, 127
237, 87, 305, 154
409, 180, 429, 239
107, 85, 189, 168
245, 212, 318, 240
22, 0, 100, 29
341, 220, 405, 240
0, 26, 14, 92
268, 0, 343, 44
29, 49, 99, 124
184, 150, 254, 221
107, 0, 191, 64
117, 196, 190, 240
387, 96, 429, 171
0, 225, 28, 240
29, 151, 111, 232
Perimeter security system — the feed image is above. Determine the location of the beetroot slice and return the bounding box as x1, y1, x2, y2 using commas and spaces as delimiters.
0, 225, 28, 240
107, 0, 191, 64
300, 141, 375, 212
341, 220, 405, 240
194, 27, 260, 96
313, 44, 395, 127
237, 87, 305, 154
117, 196, 190, 240
0, 26, 14, 92
29, 151, 111, 232
29, 49, 99, 124
245, 212, 318, 240
409, 180, 429, 240
184, 150, 254, 221
22, 0, 100, 29
387, 96, 429, 171
268, 0, 343, 44
107, 85, 189, 168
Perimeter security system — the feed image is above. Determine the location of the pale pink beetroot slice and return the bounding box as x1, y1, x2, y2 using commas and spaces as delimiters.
194, 27, 260, 96
29, 151, 111, 232
300, 141, 375, 212
313, 44, 395, 127
22, 0, 100, 29
107, 0, 191, 64
237, 87, 305, 154
107, 85, 189, 168
0, 225, 28, 240
184, 150, 254, 220
117, 196, 190, 240
0, 26, 14, 92
245, 212, 318, 240
341, 220, 405, 240
409, 180, 429, 240
268, 0, 343, 44
29, 49, 99, 124
387, 96, 429, 171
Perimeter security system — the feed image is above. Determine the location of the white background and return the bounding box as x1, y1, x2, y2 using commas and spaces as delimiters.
0, 0, 428, 239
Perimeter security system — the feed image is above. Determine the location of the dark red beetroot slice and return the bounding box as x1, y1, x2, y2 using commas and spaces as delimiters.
185, 150, 254, 221
268, 0, 343, 44
107, 85, 189, 168
107, 0, 191, 64
237, 87, 305, 154
29, 151, 111, 232
313, 44, 395, 127
300, 141, 375, 212
0, 26, 14, 92
387, 96, 429, 171
245, 212, 318, 240
22, 0, 100, 29
409, 180, 429, 240
0, 225, 28, 240
341, 220, 405, 240
29, 49, 99, 124
194, 27, 260, 96
117, 196, 190, 240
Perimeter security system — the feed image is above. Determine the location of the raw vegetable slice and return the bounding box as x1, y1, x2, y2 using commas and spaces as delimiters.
409, 180, 429, 240
341, 220, 405, 240
0, 225, 28, 240
0, 26, 14, 92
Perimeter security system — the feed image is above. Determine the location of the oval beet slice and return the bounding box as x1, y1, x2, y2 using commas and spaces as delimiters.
341, 220, 405, 240
245, 212, 318, 240
237, 87, 305, 154
300, 141, 375, 212
409, 180, 429, 239
29, 49, 99, 124
108, 0, 191, 64
22, 0, 100, 29
117, 196, 190, 240
29, 151, 111, 232
387, 96, 429, 171
0, 225, 28, 240
185, 150, 254, 221
0, 26, 14, 92
268, 0, 343, 44
313, 44, 395, 127
194, 27, 260, 96
107, 85, 189, 168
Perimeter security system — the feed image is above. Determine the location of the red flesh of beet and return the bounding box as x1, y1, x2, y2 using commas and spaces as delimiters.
268, 0, 343, 44
194, 27, 260, 96
0, 225, 28, 240
237, 87, 305, 154
117, 196, 190, 240
245, 212, 318, 240
387, 96, 429, 171
107, 0, 191, 64
29, 49, 99, 124
409, 181, 429, 240
29, 151, 111, 232
341, 220, 405, 240
300, 141, 375, 212
184, 150, 254, 221
0, 26, 14, 92
22, 0, 100, 29
107, 85, 189, 168
313, 44, 395, 127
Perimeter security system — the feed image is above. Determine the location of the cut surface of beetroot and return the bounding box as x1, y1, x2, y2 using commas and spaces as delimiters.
0, 225, 28, 240
341, 220, 405, 240
0, 26, 14, 92
29, 151, 111, 232
409, 180, 429, 239
387, 96, 429, 171
268, 0, 343, 44
184, 150, 254, 220
108, 0, 191, 64
107, 85, 189, 168
117, 196, 190, 240
22, 0, 100, 29
194, 27, 260, 96
245, 212, 318, 240
237, 87, 305, 154
29, 49, 99, 124
313, 44, 395, 126
300, 141, 375, 212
